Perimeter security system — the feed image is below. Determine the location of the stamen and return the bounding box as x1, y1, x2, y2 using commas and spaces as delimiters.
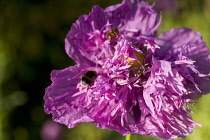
130, 67, 144, 77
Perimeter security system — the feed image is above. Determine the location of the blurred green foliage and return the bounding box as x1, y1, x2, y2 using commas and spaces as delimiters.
0, 0, 209, 140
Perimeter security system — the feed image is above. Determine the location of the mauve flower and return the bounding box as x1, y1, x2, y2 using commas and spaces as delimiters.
44, 0, 210, 139
41, 119, 65, 140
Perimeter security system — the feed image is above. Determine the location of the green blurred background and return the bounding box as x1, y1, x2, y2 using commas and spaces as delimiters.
0, 0, 210, 140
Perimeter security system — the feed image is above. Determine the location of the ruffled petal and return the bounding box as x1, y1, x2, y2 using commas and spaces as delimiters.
44, 1, 209, 139
142, 58, 200, 139
65, 5, 110, 65
65, 0, 161, 65
44, 65, 94, 128
156, 28, 210, 74
119, 0, 162, 38
156, 28, 210, 98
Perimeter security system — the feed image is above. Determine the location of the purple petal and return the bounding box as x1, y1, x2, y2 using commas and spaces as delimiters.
65, 0, 161, 65
156, 27, 210, 74
44, 0, 209, 139
156, 28, 210, 97
105, 0, 162, 37
44, 65, 94, 128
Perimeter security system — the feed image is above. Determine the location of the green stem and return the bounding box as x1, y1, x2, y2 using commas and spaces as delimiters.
125, 134, 132, 140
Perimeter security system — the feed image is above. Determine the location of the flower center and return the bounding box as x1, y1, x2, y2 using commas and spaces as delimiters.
126, 50, 151, 87
127, 51, 144, 68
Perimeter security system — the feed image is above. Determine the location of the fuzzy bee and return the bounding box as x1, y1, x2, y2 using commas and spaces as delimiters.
80, 70, 97, 87
106, 28, 119, 39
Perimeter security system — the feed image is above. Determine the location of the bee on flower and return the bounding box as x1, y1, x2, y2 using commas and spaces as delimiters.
80, 70, 97, 87
106, 28, 119, 39
44, 0, 210, 139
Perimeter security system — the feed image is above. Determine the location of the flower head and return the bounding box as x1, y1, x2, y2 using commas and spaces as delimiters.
44, 0, 210, 139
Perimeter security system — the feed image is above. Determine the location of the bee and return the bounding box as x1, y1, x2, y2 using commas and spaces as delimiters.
106, 28, 119, 39
80, 70, 97, 87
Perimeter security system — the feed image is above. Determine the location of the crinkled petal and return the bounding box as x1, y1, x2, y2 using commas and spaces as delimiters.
65, 0, 161, 65
143, 58, 200, 139
105, 0, 162, 37
44, 0, 210, 139
65, 5, 110, 64
156, 27, 210, 74
44, 65, 95, 128
156, 28, 210, 98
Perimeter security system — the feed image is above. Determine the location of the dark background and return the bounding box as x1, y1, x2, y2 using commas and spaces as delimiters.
0, 0, 209, 140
